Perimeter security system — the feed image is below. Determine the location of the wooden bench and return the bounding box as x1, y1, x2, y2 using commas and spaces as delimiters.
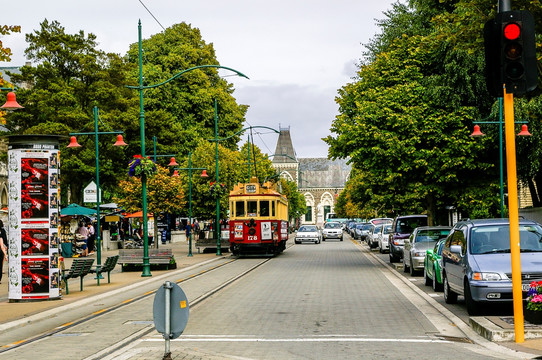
62, 258, 94, 294
88, 255, 119, 285
118, 249, 175, 271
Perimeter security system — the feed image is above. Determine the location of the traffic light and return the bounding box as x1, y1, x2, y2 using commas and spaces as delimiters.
484, 10, 537, 97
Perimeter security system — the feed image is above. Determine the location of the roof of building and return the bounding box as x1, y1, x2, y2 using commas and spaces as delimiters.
272, 126, 297, 163
298, 157, 350, 188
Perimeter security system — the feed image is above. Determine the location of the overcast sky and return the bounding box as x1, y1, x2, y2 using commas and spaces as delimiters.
0, 0, 397, 158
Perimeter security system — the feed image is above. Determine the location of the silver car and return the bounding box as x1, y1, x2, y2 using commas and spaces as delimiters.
442, 218, 542, 315
295, 225, 321, 244
322, 222, 343, 241
378, 224, 393, 253
403, 226, 451, 276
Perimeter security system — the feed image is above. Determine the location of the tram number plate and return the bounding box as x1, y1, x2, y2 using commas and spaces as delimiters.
247, 235, 258, 241
523, 283, 532, 292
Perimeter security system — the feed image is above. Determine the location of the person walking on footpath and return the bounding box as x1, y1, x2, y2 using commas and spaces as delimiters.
87, 222, 96, 255
0, 220, 8, 283
77, 222, 89, 257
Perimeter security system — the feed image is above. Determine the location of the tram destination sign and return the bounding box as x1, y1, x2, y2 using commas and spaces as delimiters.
246, 184, 256, 193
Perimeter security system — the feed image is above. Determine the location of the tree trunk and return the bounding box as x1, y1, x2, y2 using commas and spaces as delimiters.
425, 193, 436, 226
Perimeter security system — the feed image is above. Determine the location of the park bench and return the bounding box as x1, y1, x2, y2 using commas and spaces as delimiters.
118, 249, 175, 271
61, 258, 94, 294
88, 255, 119, 285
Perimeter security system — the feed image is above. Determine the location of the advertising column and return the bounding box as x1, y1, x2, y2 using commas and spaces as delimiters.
7, 135, 61, 302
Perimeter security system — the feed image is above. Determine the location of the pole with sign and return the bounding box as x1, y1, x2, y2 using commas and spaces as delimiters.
153, 281, 189, 360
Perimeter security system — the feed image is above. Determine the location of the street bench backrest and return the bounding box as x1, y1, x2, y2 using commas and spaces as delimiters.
82, 258, 95, 276
105, 255, 119, 271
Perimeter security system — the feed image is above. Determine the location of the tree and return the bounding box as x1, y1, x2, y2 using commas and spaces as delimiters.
0, 24, 21, 126
124, 22, 248, 156
325, 4, 501, 223
238, 140, 276, 183
6, 20, 137, 204
115, 165, 186, 244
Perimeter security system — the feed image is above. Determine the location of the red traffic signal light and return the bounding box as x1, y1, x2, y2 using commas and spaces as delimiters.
503, 23, 520, 40
484, 10, 537, 97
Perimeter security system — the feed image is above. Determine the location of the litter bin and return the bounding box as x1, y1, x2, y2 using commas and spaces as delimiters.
61, 242, 73, 258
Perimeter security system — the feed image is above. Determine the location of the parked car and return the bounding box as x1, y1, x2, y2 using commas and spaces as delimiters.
353, 222, 365, 240
441, 218, 542, 315
424, 238, 447, 291
369, 224, 384, 249
378, 224, 393, 253
360, 223, 375, 244
294, 225, 321, 244
389, 215, 428, 263
322, 222, 343, 241
403, 226, 451, 276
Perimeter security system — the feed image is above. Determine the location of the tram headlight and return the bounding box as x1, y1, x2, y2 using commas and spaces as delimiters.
248, 228, 256, 235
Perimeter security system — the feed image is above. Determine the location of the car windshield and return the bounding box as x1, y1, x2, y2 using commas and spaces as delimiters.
470, 224, 542, 254
415, 229, 450, 243
362, 224, 374, 231
374, 225, 383, 233
299, 226, 317, 232
325, 223, 341, 229
383, 224, 392, 234
396, 217, 427, 233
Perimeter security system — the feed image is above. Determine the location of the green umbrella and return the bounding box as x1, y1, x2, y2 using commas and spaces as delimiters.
60, 203, 96, 216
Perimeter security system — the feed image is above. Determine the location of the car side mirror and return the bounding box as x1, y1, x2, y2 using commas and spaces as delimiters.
450, 244, 462, 256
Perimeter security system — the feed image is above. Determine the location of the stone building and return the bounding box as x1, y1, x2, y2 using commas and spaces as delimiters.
271, 127, 350, 226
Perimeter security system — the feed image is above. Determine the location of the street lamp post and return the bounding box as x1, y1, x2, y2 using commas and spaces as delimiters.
471, 97, 530, 217
174, 152, 208, 257
126, 20, 248, 276
68, 106, 127, 285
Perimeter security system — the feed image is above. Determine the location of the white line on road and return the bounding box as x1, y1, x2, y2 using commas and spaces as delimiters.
142, 336, 452, 343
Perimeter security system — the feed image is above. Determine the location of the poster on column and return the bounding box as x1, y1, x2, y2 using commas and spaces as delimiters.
7, 137, 61, 301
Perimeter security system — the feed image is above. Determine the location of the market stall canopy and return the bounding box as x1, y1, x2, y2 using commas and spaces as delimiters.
61, 203, 97, 216
125, 210, 154, 218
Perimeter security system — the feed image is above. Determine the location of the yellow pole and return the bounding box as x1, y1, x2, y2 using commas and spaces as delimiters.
503, 86, 524, 343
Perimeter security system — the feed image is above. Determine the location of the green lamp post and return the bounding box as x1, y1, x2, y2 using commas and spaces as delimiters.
68, 106, 127, 284
174, 152, 208, 257
471, 97, 531, 218
126, 20, 248, 276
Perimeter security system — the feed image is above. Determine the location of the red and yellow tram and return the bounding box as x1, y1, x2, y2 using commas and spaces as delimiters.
228, 178, 289, 256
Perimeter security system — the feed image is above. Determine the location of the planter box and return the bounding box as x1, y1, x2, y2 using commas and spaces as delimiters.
524, 305, 542, 325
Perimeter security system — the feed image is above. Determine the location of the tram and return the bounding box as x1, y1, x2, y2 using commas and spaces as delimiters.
228, 177, 289, 256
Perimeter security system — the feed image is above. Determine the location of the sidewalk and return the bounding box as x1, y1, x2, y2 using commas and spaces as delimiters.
0, 240, 223, 326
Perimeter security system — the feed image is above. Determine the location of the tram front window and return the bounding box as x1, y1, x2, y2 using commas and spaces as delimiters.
247, 200, 258, 216
260, 201, 270, 216
235, 201, 245, 217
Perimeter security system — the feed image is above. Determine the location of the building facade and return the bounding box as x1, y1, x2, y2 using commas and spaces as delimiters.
271, 127, 350, 226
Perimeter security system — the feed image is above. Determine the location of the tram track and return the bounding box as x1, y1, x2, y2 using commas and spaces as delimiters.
0, 252, 278, 356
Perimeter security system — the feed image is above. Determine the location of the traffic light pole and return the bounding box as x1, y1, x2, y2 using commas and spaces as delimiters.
503, 86, 524, 343
498, 0, 510, 12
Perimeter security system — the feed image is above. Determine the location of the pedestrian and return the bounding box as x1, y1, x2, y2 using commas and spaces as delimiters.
0, 220, 7, 283
87, 222, 96, 255
77, 222, 89, 257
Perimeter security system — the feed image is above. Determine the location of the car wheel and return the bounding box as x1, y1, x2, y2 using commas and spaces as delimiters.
443, 274, 457, 304
340, 237, 343, 241
424, 266, 431, 286
409, 259, 418, 276
379, 245, 383, 254
317, 240, 321, 244
389, 252, 397, 263
432, 265, 443, 291
464, 280, 481, 316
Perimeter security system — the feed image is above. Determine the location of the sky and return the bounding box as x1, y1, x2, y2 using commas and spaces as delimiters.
0, 0, 397, 158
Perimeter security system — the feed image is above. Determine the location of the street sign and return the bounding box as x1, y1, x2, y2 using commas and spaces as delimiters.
153, 281, 189, 340
83, 181, 102, 203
